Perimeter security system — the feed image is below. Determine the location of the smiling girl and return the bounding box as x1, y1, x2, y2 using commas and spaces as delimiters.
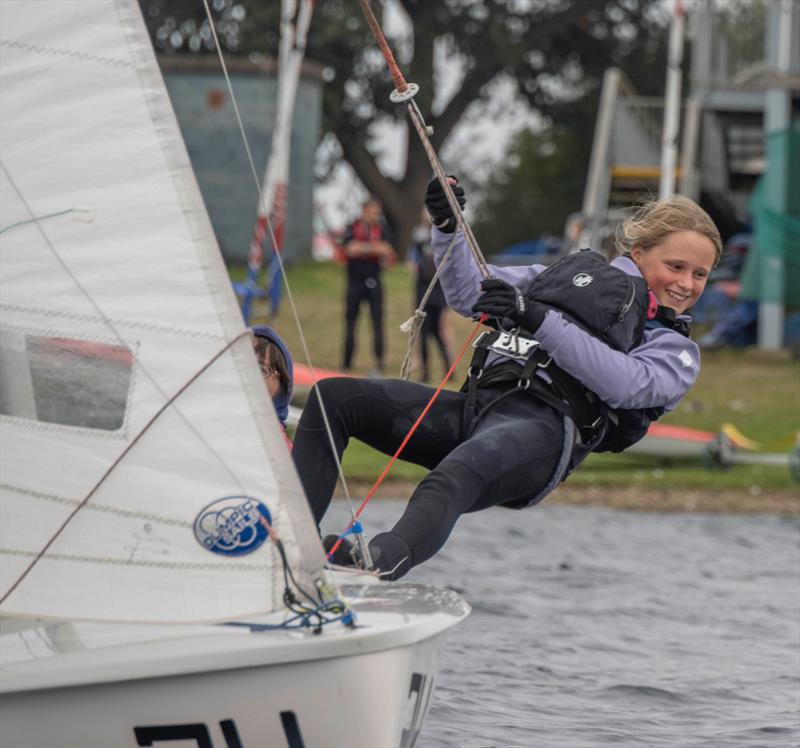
292, 188, 721, 579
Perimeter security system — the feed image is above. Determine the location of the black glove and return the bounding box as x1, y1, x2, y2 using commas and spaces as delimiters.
471, 278, 548, 333
425, 176, 466, 233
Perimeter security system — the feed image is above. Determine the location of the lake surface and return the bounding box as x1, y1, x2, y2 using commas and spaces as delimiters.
324, 500, 800, 748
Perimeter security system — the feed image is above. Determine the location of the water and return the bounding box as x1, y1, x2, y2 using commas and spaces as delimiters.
325, 501, 800, 748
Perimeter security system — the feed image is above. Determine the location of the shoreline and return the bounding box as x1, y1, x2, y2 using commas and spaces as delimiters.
334, 482, 800, 516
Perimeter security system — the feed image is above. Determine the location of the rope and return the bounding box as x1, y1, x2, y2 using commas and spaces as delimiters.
400, 230, 460, 379
358, 0, 492, 383
357, 0, 491, 278
328, 2, 499, 566
202, 1, 372, 568
0, 330, 251, 606
326, 315, 486, 561
0, 208, 75, 235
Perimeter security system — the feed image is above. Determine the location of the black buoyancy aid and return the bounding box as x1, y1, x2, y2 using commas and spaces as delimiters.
592, 315, 689, 453
522, 249, 649, 353
465, 249, 690, 451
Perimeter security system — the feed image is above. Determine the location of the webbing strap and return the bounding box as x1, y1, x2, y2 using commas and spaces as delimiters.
462, 333, 606, 445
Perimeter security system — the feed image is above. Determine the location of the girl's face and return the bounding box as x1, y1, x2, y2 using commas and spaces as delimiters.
631, 230, 716, 315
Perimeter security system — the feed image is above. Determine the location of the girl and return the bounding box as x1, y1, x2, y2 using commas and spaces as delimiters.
292, 180, 721, 579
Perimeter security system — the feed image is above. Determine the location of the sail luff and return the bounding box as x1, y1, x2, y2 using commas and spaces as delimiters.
0, 0, 326, 623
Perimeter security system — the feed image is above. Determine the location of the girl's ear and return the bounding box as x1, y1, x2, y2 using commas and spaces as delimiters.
630, 246, 643, 266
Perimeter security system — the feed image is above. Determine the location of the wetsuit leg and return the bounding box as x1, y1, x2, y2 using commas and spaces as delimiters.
418, 314, 431, 381
343, 280, 363, 369
366, 280, 384, 369
292, 376, 466, 526
426, 304, 452, 373
370, 391, 565, 579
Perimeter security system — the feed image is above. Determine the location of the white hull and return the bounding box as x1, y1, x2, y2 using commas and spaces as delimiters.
1, 580, 469, 748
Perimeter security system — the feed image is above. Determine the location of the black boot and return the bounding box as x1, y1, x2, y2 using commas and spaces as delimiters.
369, 532, 413, 580
322, 534, 358, 567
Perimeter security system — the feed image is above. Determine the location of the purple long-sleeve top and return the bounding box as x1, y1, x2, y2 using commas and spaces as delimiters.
431, 227, 700, 413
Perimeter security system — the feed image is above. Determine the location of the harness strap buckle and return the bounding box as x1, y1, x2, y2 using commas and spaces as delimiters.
468, 365, 484, 380
536, 356, 552, 369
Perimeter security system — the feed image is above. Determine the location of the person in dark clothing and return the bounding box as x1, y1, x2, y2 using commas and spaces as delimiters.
294, 178, 721, 580
251, 324, 293, 449
341, 197, 396, 375
408, 211, 452, 382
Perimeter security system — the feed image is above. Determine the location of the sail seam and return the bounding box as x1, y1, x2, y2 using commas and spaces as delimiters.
1, 548, 269, 572
1, 305, 227, 340
0, 413, 128, 439
0, 330, 252, 606
0, 484, 191, 527
0, 39, 131, 68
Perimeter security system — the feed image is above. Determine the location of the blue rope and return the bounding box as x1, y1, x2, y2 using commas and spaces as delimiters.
223, 598, 355, 633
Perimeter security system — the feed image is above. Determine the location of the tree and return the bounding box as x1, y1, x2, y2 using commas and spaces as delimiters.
140, 0, 669, 255
467, 117, 591, 257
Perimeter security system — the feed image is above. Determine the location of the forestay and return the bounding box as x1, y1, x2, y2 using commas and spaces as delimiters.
0, 0, 326, 623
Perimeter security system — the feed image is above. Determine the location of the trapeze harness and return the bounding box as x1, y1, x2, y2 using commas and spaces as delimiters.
461, 250, 691, 455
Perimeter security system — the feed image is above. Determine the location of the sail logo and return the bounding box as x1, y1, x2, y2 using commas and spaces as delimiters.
194, 496, 272, 557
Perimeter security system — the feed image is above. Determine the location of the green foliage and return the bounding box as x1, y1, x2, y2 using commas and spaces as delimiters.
467, 121, 590, 255
718, 0, 767, 78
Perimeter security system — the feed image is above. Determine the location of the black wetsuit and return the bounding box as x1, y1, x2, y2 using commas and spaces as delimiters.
292, 377, 565, 579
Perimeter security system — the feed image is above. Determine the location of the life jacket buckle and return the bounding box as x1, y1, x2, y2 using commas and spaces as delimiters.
536, 355, 552, 369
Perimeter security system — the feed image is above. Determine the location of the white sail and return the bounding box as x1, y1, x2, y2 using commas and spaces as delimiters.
0, 0, 326, 623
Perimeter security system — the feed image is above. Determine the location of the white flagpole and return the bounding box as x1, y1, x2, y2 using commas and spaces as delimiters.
660, 0, 685, 199
242, 0, 314, 320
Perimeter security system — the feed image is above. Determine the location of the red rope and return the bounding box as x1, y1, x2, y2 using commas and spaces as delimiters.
357, 0, 408, 93
328, 315, 487, 560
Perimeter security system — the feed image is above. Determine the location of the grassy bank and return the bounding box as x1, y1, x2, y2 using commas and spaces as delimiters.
236, 261, 800, 499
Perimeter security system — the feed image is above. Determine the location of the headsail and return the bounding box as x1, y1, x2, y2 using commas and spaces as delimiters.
0, 0, 325, 623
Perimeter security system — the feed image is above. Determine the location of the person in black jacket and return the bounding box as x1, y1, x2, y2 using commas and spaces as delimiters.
341, 197, 396, 375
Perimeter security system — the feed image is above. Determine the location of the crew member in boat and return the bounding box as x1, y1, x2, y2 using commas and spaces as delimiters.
292, 178, 721, 579
252, 325, 293, 448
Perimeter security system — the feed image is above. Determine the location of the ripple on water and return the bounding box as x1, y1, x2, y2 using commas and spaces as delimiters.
323, 501, 800, 748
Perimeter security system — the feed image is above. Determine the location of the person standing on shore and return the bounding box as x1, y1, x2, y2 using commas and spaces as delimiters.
340, 197, 396, 376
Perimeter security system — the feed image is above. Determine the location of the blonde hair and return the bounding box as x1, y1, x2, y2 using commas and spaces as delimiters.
615, 195, 722, 266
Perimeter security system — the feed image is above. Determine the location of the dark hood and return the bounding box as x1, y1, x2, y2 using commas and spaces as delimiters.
251, 325, 294, 424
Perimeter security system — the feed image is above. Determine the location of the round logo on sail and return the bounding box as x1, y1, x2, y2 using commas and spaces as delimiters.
194, 496, 272, 557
